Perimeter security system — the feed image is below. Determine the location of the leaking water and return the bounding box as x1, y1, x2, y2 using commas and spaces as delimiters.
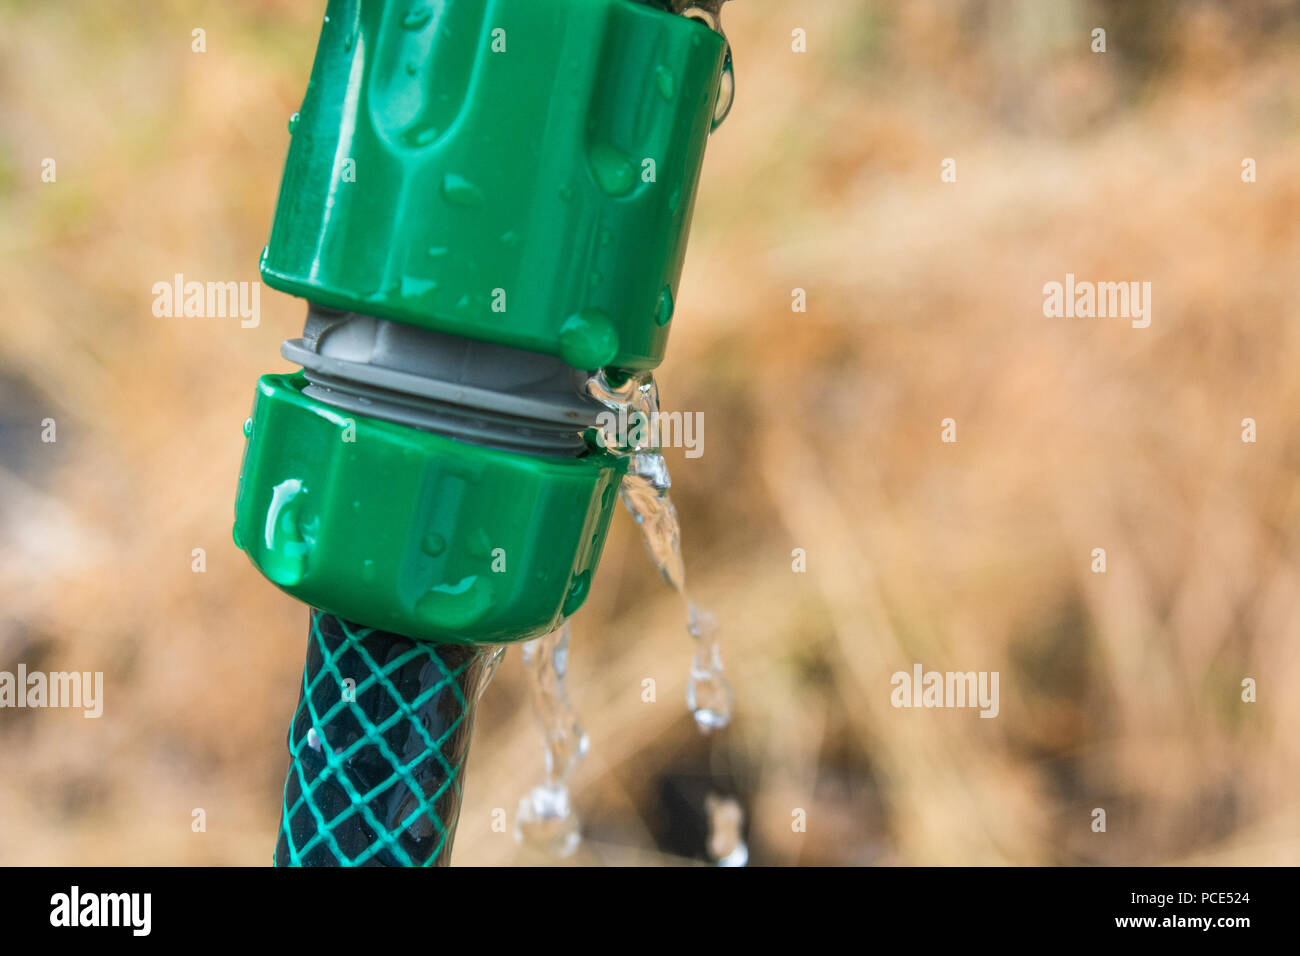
589, 370, 734, 733
512, 373, 740, 860
476, 645, 506, 700
705, 792, 748, 866
440, 0, 737, 862
514, 622, 587, 857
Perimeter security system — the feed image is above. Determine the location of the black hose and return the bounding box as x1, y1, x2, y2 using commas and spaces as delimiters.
275, 610, 490, 866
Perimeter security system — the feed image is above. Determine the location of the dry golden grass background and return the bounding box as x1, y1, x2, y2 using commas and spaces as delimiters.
1, 0, 1298, 865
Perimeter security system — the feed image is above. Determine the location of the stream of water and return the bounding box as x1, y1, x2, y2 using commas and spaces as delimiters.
589, 370, 734, 732
513, 370, 740, 861
513, 622, 587, 857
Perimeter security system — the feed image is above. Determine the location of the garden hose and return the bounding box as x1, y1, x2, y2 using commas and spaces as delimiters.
275, 611, 491, 867
234, 0, 731, 866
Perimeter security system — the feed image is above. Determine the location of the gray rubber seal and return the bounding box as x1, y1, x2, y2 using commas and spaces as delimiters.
283, 306, 607, 457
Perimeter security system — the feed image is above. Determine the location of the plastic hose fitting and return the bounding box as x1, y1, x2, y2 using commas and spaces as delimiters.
235, 0, 727, 645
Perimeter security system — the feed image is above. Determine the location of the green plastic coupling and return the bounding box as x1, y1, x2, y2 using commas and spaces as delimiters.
236, 0, 725, 645
260, 0, 726, 371
235, 374, 626, 644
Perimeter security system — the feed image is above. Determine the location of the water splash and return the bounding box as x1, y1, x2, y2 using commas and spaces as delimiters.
514, 372, 735, 860
476, 645, 506, 700
589, 371, 734, 733
514, 622, 588, 856
705, 792, 748, 866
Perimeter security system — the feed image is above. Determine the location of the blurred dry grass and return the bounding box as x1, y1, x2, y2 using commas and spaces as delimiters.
1, 0, 1299, 865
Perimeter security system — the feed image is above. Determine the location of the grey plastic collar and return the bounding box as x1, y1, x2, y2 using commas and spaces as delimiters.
283, 305, 607, 457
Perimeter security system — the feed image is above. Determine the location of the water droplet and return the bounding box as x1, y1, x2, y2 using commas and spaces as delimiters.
655, 286, 674, 327
262, 478, 315, 586
654, 64, 675, 100
414, 575, 494, 628
307, 728, 323, 751
421, 532, 446, 556
476, 646, 507, 701
411, 126, 440, 147
427, 246, 449, 258
516, 784, 580, 858
242, 416, 253, 437
588, 142, 636, 197
405, 60, 418, 76
706, 793, 748, 866
402, 5, 432, 30
559, 309, 619, 370
687, 609, 734, 733
711, 50, 736, 132
287, 111, 300, 134
561, 570, 591, 616
441, 172, 485, 206
500, 230, 520, 247
400, 275, 437, 297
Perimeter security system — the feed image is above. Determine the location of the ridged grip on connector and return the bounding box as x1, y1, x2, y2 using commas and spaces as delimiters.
233, 374, 625, 645
260, 0, 725, 371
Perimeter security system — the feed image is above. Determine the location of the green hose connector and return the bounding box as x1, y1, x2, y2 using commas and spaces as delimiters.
235, 373, 625, 644
238, 0, 723, 646
261, 0, 725, 371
